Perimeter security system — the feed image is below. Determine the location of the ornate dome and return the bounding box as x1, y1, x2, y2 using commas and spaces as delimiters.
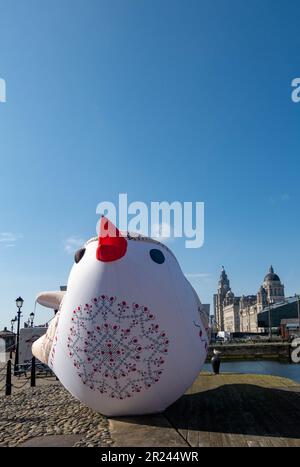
264, 265, 280, 282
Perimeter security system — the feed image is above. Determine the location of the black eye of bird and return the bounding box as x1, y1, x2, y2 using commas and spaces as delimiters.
149, 249, 165, 264
74, 248, 86, 264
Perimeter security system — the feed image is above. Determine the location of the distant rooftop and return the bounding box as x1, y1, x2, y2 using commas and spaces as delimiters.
0, 327, 15, 337
261, 295, 299, 312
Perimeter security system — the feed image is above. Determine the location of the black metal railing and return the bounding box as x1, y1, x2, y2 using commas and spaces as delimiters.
0, 356, 55, 396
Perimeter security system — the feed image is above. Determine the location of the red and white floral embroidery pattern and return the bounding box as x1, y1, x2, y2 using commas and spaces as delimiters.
67, 295, 169, 399
193, 320, 208, 351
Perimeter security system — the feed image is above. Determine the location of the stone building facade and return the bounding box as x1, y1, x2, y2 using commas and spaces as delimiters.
239, 295, 259, 332
0, 327, 15, 351
213, 266, 230, 331
214, 266, 285, 333
223, 291, 240, 333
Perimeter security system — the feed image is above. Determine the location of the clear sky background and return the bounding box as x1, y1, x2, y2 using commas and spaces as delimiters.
0, 0, 300, 329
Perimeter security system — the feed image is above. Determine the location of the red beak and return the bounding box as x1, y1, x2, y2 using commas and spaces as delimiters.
96, 216, 127, 262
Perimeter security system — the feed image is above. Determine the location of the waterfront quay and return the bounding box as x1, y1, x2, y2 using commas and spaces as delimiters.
1, 370, 300, 447
207, 342, 292, 362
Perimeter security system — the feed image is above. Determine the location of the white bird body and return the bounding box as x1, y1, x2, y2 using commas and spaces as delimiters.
33, 219, 208, 416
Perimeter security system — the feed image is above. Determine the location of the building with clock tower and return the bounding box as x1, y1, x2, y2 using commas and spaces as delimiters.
214, 265, 285, 333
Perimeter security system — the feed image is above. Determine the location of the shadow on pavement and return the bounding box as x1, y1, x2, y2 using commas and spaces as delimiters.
113, 384, 300, 440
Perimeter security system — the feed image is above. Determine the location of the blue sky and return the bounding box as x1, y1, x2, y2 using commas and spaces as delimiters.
0, 0, 300, 329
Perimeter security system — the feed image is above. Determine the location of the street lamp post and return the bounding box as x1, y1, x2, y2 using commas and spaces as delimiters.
10, 317, 17, 359
29, 312, 34, 327
10, 318, 16, 359
14, 296, 24, 376
10, 317, 16, 333
268, 298, 272, 340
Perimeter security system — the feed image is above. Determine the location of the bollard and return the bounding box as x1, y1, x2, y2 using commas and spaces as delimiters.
6, 360, 12, 396
30, 356, 36, 387
211, 349, 221, 374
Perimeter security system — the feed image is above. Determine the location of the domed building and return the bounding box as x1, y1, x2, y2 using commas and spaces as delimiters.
261, 266, 285, 306
214, 265, 285, 333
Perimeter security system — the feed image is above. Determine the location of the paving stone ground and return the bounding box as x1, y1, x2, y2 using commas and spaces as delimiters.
1, 368, 300, 447
0, 383, 113, 447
